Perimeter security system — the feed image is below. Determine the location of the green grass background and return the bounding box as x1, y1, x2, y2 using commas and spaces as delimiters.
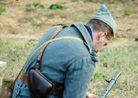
0, 0, 138, 98
0, 36, 138, 98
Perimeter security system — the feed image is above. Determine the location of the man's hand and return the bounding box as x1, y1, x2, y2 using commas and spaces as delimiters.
86, 92, 97, 98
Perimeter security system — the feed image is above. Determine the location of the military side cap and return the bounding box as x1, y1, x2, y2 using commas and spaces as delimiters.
91, 4, 117, 37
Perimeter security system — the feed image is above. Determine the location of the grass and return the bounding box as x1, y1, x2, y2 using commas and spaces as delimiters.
0, 36, 138, 98
49, 3, 66, 10
0, 37, 35, 82
89, 44, 138, 97
26, 2, 45, 9
0, 6, 6, 14
0, 0, 138, 97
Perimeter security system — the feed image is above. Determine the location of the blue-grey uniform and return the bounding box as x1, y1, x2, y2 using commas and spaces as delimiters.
12, 23, 98, 98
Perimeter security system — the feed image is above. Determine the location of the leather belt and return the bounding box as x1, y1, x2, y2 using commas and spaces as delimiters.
20, 72, 64, 97
20, 72, 28, 85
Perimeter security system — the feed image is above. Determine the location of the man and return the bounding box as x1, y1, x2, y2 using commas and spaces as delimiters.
12, 4, 117, 98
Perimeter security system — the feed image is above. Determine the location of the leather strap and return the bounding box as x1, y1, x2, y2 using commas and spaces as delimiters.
20, 37, 84, 86
20, 26, 84, 97
21, 26, 66, 97
10, 26, 66, 89
20, 72, 28, 85
37, 26, 66, 68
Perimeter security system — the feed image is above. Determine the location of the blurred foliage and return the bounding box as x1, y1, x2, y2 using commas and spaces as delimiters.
71, 0, 79, 2
0, 6, 6, 14
26, 2, 45, 9
33, 2, 45, 9
93, 72, 106, 80
29, 38, 39, 42
49, 3, 66, 10
45, 13, 54, 18
71, 0, 135, 3
135, 37, 138, 41
124, 8, 134, 16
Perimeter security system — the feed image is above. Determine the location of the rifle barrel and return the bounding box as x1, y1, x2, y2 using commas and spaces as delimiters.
99, 71, 121, 98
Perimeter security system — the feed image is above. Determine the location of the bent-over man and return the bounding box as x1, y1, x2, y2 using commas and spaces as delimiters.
12, 4, 117, 98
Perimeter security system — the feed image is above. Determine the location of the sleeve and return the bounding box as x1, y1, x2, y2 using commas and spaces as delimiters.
63, 56, 96, 98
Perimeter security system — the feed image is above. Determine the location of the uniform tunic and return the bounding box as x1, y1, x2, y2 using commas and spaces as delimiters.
12, 23, 98, 98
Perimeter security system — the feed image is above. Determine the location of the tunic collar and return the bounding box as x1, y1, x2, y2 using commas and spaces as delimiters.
71, 23, 92, 53
84, 25, 93, 40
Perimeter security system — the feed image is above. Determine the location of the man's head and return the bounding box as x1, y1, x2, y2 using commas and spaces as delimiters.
87, 4, 117, 52
87, 19, 113, 52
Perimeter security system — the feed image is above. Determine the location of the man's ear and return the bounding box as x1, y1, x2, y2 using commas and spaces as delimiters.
97, 32, 107, 41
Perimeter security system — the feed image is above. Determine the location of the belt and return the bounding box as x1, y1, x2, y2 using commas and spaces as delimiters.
20, 72, 63, 97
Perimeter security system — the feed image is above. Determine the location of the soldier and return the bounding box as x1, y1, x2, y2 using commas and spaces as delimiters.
12, 4, 117, 98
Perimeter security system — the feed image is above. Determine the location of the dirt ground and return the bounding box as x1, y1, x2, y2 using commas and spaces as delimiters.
0, 0, 138, 43
0, 0, 138, 97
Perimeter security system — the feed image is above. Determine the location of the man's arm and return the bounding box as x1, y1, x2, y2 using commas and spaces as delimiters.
63, 56, 96, 98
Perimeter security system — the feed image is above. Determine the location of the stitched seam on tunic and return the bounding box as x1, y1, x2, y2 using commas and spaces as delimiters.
66, 55, 95, 75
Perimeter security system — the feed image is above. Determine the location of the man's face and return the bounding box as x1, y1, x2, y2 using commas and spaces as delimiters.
92, 32, 112, 52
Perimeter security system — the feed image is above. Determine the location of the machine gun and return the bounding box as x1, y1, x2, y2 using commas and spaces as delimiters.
99, 71, 121, 98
